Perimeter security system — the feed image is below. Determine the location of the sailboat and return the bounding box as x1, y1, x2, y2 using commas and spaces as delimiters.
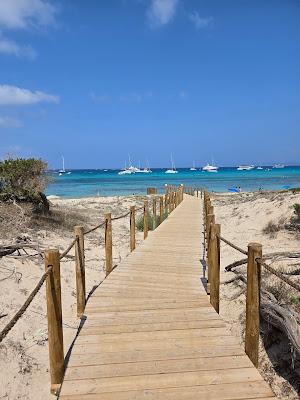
59, 156, 70, 175
165, 154, 178, 174
190, 161, 197, 171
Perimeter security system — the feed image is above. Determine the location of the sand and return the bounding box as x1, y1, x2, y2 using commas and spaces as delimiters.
0, 195, 146, 400
213, 190, 300, 399
1, 191, 300, 399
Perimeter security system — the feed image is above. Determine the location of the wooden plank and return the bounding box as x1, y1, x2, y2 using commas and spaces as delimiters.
79, 319, 226, 335
76, 327, 231, 344
68, 344, 245, 367
60, 368, 263, 395
64, 355, 252, 380
60, 381, 275, 400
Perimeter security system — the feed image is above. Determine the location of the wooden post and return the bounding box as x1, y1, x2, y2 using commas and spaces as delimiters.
245, 243, 262, 367
152, 198, 157, 230
143, 201, 148, 239
160, 196, 164, 224
196, 187, 199, 197
209, 223, 220, 313
130, 206, 136, 252
45, 249, 64, 395
74, 226, 85, 317
200, 187, 203, 199
206, 213, 215, 294
105, 213, 112, 276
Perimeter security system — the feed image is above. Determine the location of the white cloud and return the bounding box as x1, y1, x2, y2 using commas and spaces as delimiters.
0, 36, 36, 58
189, 12, 214, 30
0, 85, 59, 106
0, 0, 58, 58
147, 0, 179, 28
0, 0, 57, 30
0, 116, 23, 128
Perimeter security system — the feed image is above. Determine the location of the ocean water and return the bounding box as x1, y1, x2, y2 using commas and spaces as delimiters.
45, 167, 300, 198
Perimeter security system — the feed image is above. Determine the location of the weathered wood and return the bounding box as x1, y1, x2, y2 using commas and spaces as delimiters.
143, 201, 148, 239
105, 213, 112, 276
45, 249, 64, 394
160, 196, 164, 224
130, 206, 135, 252
209, 223, 220, 313
245, 242, 262, 367
74, 226, 86, 317
152, 198, 157, 230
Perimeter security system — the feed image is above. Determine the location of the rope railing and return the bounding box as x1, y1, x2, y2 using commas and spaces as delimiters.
257, 257, 300, 292
60, 237, 78, 259
203, 188, 300, 368
218, 235, 248, 256
0, 266, 53, 344
0, 184, 185, 394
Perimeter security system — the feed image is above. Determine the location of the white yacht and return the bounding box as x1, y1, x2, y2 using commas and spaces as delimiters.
273, 164, 285, 169
237, 165, 255, 171
165, 154, 178, 174
202, 163, 218, 172
118, 156, 141, 175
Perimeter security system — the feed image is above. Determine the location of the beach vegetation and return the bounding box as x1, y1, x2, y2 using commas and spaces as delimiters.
293, 204, 300, 220
0, 157, 49, 211
262, 220, 282, 237
136, 211, 168, 231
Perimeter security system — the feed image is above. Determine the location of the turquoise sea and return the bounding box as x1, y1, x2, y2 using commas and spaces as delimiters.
45, 167, 300, 198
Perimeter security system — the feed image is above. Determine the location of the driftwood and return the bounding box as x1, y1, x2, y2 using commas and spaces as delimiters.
260, 289, 300, 357
0, 243, 43, 258
225, 270, 300, 358
225, 251, 300, 272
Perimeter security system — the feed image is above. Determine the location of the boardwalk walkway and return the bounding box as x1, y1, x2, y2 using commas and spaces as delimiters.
60, 196, 276, 399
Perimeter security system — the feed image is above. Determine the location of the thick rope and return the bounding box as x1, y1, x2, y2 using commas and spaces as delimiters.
257, 258, 300, 292
0, 266, 52, 343
84, 206, 145, 236
218, 235, 248, 256
60, 237, 78, 260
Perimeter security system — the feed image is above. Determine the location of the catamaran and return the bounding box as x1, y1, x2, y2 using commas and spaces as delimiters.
237, 165, 255, 171
165, 154, 178, 174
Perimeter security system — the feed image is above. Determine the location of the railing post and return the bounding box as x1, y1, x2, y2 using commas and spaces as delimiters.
45, 249, 64, 395
105, 213, 112, 276
209, 223, 220, 313
206, 213, 215, 294
74, 226, 86, 317
143, 200, 148, 239
196, 187, 199, 197
130, 206, 136, 252
160, 196, 164, 224
152, 198, 157, 230
200, 187, 203, 199
245, 242, 262, 368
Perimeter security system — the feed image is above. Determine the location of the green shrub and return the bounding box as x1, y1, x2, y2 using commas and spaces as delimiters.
293, 204, 300, 220
0, 157, 49, 210
136, 211, 168, 231
0, 157, 47, 195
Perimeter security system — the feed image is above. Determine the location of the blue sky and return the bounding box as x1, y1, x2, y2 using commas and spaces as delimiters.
0, 0, 300, 169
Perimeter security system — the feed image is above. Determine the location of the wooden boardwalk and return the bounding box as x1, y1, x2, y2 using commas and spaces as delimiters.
60, 196, 276, 399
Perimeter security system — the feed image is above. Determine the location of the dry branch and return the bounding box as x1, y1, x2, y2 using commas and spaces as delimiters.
225, 251, 300, 272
